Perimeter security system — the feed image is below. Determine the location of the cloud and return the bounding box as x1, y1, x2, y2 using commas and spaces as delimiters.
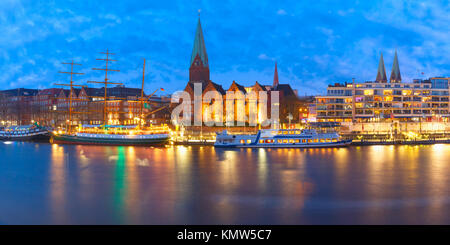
257, 53, 275, 61
0, 0, 449, 96
277, 9, 287, 15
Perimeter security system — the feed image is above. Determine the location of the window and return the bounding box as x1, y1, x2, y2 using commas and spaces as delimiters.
283, 140, 288, 143
240, 140, 245, 144
259, 140, 264, 144
247, 140, 251, 144
278, 140, 282, 143
289, 139, 294, 143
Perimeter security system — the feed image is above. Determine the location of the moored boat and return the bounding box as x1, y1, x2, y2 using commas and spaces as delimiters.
0, 123, 50, 142
50, 125, 169, 146
214, 128, 352, 148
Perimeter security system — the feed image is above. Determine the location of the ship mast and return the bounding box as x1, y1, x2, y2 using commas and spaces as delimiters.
55, 60, 84, 134
88, 49, 122, 126
139, 58, 146, 129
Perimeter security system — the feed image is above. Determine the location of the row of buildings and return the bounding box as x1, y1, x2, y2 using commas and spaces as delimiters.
315, 52, 450, 123
2, 16, 449, 130
0, 86, 171, 127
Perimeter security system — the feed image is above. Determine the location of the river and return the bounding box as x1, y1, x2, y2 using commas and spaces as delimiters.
0, 141, 449, 224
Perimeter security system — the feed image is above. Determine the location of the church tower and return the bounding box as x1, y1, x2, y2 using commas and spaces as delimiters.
189, 17, 210, 83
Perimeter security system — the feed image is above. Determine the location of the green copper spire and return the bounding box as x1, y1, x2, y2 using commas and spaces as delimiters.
190, 17, 209, 67
390, 50, 401, 83
375, 52, 387, 83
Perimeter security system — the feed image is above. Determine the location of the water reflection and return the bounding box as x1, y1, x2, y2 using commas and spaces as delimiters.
1, 143, 450, 224
50, 144, 67, 223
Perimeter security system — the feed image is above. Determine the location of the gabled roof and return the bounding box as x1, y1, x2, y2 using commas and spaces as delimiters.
228, 80, 246, 93
253, 81, 267, 91
190, 17, 209, 67
206, 81, 225, 95
376, 52, 387, 83
390, 50, 401, 83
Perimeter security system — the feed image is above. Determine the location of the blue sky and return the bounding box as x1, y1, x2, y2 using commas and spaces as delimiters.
1, 0, 449, 96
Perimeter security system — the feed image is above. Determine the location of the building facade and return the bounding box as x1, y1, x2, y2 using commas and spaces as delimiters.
0, 85, 170, 127
316, 52, 450, 123
175, 16, 302, 128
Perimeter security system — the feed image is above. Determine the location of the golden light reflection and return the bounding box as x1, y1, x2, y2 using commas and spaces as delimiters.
124, 146, 140, 223
257, 148, 267, 191
76, 146, 92, 204
50, 144, 67, 223
426, 144, 450, 222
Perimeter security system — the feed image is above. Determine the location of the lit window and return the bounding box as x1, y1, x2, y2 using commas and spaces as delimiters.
289, 140, 294, 143
259, 140, 264, 143
283, 140, 288, 143
277, 140, 282, 143
247, 140, 251, 144
240, 140, 245, 144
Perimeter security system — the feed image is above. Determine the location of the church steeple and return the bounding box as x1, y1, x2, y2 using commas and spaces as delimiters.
375, 52, 387, 83
189, 15, 210, 83
390, 50, 401, 83
273, 62, 279, 87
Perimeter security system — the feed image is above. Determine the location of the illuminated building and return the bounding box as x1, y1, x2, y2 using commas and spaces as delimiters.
316, 52, 450, 122
178, 16, 302, 127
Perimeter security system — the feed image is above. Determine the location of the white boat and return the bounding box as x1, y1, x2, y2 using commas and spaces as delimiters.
0, 124, 50, 141
214, 128, 352, 148
50, 124, 170, 146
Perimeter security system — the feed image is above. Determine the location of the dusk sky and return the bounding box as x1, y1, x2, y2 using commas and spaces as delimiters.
1, 0, 449, 96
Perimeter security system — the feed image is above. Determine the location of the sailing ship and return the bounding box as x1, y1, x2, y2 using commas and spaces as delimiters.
214, 124, 352, 148
50, 50, 170, 146
51, 125, 169, 146
0, 123, 50, 141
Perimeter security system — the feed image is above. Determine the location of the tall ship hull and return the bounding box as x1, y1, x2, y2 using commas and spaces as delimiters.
214, 128, 352, 148
51, 133, 169, 146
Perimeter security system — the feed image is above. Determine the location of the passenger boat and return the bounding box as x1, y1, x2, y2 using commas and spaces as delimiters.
50, 125, 170, 146
214, 128, 352, 148
0, 123, 50, 141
